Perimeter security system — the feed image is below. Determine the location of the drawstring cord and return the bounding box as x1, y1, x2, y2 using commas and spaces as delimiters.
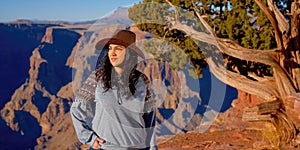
116, 85, 123, 105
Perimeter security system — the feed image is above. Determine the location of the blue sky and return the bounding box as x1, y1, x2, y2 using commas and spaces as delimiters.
0, 0, 142, 22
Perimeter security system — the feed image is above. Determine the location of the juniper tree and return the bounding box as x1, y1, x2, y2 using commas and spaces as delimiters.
129, 0, 300, 148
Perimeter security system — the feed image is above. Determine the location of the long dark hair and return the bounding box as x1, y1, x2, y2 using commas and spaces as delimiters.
95, 47, 146, 98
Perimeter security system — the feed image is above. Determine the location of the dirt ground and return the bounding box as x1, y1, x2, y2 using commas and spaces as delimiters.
157, 99, 300, 150
158, 128, 263, 149
158, 128, 300, 149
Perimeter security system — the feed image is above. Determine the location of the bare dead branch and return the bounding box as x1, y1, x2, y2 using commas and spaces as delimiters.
171, 22, 219, 45
191, 0, 216, 36
291, 0, 300, 41
274, 69, 297, 99
165, 0, 179, 23
290, 1, 300, 90
247, 72, 274, 82
220, 38, 297, 99
267, 0, 290, 35
217, 38, 279, 66
206, 56, 278, 101
172, 21, 279, 67
254, 0, 283, 50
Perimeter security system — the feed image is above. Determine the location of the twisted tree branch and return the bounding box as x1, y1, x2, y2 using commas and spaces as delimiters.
206, 56, 278, 101
254, 0, 284, 50
166, 0, 297, 100
267, 0, 289, 35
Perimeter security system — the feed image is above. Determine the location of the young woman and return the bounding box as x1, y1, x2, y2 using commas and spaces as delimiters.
71, 30, 157, 150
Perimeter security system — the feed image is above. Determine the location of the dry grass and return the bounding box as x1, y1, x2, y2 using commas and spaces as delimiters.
261, 122, 280, 149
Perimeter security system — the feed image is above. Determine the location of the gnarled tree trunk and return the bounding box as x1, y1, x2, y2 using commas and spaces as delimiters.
165, 0, 300, 147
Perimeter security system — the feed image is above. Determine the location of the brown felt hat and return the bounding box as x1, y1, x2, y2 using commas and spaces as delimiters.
95, 30, 145, 58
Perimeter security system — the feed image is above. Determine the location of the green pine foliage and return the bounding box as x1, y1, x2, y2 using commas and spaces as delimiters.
129, 1, 207, 78
129, 0, 288, 78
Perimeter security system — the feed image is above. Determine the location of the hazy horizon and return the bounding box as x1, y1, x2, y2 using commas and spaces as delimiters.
0, 0, 141, 23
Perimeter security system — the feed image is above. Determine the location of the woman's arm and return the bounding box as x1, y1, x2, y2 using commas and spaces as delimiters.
70, 98, 98, 145
70, 71, 99, 145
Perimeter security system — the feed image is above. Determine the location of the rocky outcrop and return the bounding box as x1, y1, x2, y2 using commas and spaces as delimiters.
0, 23, 82, 149
0, 23, 54, 108
0, 8, 137, 149
42, 27, 54, 44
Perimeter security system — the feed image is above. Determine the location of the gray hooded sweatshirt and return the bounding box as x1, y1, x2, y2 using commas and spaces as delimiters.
70, 72, 157, 149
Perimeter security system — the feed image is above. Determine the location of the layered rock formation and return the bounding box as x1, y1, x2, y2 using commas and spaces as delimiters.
0, 23, 56, 109
0, 22, 83, 149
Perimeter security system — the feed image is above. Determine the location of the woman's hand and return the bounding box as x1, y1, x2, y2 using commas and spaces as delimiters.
92, 137, 106, 149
